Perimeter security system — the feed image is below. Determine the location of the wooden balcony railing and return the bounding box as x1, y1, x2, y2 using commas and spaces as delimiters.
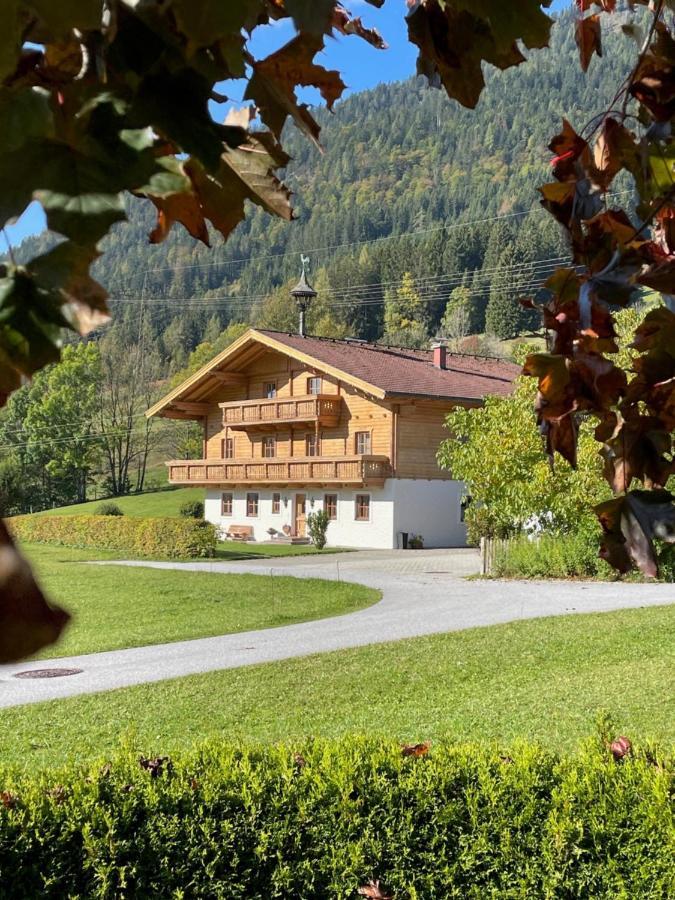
220, 394, 342, 431
166, 455, 391, 486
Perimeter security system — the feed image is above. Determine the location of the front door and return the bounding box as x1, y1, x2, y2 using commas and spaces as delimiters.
295, 494, 307, 537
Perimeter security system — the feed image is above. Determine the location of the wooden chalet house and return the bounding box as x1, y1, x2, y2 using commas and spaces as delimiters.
147, 319, 518, 549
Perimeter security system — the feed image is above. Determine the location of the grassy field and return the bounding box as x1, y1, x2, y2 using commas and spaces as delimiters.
24, 545, 379, 659
37, 487, 204, 518
3, 603, 673, 769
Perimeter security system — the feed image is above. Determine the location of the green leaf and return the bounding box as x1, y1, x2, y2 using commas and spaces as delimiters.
26, 0, 103, 38
0, 0, 21, 83
170, 0, 266, 50
0, 87, 54, 154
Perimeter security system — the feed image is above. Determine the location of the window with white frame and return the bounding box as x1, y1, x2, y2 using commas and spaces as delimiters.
223, 436, 234, 459
355, 494, 370, 521
355, 431, 371, 455
307, 376, 322, 395
265, 381, 277, 398
246, 493, 259, 517
272, 493, 281, 514
221, 493, 233, 516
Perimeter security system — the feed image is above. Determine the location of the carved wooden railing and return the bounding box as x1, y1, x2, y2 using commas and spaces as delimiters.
220, 394, 342, 429
166, 455, 391, 486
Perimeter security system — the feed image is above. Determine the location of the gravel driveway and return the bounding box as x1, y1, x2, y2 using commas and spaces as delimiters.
1, 549, 672, 708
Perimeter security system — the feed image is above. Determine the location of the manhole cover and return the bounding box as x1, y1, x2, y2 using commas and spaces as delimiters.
14, 668, 83, 679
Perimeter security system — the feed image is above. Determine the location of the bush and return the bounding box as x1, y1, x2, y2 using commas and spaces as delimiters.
10, 515, 217, 559
493, 528, 616, 579
307, 509, 329, 550
0, 735, 671, 898
95, 501, 124, 517
179, 499, 205, 519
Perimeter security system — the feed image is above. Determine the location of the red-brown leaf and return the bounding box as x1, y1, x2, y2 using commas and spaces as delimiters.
358, 879, 393, 900
0, 520, 70, 663
575, 15, 602, 73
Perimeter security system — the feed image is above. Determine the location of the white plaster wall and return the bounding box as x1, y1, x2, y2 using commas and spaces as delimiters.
392, 479, 467, 548
206, 487, 395, 548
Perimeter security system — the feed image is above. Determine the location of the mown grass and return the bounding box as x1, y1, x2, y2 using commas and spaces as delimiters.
36, 487, 204, 518
3, 603, 673, 769
23, 545, 379, 659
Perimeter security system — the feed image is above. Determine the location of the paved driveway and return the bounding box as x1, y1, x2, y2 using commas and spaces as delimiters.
1, 549, 672, 708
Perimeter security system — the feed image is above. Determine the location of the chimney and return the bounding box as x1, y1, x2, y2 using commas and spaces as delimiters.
431, 340, 448, 370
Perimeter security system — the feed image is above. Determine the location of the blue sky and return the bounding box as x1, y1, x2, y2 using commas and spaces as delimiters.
4, 1, 569, 248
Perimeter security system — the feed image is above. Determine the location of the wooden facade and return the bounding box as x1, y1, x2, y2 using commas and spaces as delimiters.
152, 342, 463, 488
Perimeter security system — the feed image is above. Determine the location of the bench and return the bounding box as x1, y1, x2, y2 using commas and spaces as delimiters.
224, 525, 254, 542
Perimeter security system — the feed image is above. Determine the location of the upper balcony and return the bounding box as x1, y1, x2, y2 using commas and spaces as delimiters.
166, 455, 392, 487
220, 394, 342, 432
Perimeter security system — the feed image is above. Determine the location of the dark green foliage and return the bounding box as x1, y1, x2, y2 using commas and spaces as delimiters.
0, 736, 672, 898
307, 509, 330, 550
10, 515, 217, 559
178, 499, 205, 520
95, 502, 124, 517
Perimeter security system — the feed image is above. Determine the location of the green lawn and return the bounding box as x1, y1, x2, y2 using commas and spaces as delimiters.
38, 487, 204, 518
24, 545, 379, 659
3, 603, 673, 769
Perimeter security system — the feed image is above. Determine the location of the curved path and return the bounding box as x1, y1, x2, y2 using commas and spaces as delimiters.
1, 549, 673, 709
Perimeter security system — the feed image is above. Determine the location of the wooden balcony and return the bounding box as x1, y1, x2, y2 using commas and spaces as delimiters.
220, 395, 342, 431
166, 455, 392, 487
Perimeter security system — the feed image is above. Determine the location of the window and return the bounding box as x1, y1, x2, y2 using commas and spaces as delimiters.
355, 431, 371, 455
221, 493, 233, 517
306, 433, 320, 457
246, 493, 259, 517
265, 382, 277, 399
355, 494, 370, 521
324, 494, 338, 521
272, 493, 281, 515
223, 437, 234, 459
307, 376, 322, 395
262, 435, 276, 458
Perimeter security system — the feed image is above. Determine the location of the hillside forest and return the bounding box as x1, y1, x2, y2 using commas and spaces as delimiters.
0, 6, 645, 512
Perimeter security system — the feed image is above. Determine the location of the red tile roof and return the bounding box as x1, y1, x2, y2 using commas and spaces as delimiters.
258, 330, 519, 401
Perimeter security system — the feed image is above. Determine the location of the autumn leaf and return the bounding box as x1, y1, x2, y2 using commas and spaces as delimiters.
401, 741, 431, 758
358, 879, 393, 900
575, 14, 602, 72
596, 490, 675, 578
0, 519, 70, 663
246, 34, 346, 147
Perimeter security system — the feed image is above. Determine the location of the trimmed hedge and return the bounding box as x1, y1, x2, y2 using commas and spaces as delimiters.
10, 514, 217, 559
0, 736, 672, 898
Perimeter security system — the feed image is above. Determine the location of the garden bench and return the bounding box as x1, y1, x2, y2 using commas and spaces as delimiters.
225, 525, 254, 542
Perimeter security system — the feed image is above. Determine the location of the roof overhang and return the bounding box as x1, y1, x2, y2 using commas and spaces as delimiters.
146, 328, 387, 420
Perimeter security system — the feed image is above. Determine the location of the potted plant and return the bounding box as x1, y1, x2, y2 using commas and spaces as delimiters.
408, 534, 424, 550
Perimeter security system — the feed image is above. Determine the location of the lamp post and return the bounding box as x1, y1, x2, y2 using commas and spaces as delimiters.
290, 254, 317, 337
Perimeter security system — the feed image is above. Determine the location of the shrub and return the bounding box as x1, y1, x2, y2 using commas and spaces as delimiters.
493, 527, 616, 580
10, 515, 217, 559
307, 509, 329, 550
95, 501, 124, 517
179, 499, 205, 519
0, 735, 671, 898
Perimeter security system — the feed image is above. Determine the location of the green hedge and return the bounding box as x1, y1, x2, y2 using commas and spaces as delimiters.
10, 514, 217, 559
0, 736, 672, 898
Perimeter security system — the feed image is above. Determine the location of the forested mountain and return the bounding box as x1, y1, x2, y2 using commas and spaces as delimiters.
18, 6, 637, 363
